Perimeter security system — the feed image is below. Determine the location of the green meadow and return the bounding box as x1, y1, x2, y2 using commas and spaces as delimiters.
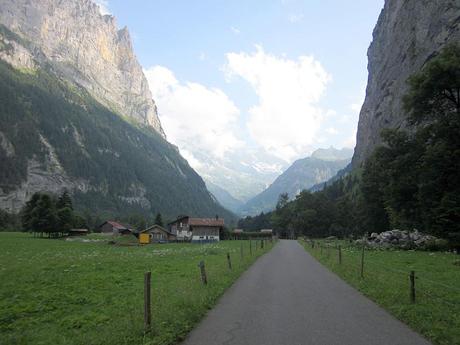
0, 233, 273, 345
300, 239, 460, 345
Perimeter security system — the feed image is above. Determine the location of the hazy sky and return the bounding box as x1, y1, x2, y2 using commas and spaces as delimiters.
96, 0, 384, 165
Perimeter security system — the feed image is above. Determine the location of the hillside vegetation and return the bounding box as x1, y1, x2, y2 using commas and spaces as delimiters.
0, 56, 234, 222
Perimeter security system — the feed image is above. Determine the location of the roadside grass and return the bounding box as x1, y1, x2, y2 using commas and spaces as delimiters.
0, 232, 274, 345
299, 239, 460, 345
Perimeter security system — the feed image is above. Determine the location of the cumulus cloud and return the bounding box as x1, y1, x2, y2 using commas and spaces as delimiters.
224, 45, 332, 161
94, 0, 110, 15
326, 127, 339, 135
144, 66, 243, 161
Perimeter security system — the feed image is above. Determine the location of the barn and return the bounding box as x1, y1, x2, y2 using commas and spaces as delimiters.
99, 221, 132, 235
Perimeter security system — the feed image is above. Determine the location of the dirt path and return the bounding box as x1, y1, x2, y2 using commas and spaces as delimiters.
181, 240, 431, 345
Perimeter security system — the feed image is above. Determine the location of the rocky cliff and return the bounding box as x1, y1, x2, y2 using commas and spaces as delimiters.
0, 0, 164, 136
352, 0, 460, 167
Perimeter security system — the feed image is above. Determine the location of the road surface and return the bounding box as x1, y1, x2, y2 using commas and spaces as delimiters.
181, 240, 431, 345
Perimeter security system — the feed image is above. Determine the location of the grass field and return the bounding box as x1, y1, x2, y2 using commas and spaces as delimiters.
300, 239, 460, 345
0, 232, 274, 345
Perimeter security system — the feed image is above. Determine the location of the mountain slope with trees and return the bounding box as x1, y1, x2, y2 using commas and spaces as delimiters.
239, 148, 351, 216
0, 52, 235, 222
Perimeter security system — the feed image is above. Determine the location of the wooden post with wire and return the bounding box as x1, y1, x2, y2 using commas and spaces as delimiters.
360, 239, 365, 278
198, 261, 207, 285
410, 271, 416, 303
144, 271, 152, 333
227, 252, 232, 270
338, 245, 342, 265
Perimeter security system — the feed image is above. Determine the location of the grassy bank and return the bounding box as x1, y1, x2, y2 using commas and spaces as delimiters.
0, 233, 274, 345
299, 239, 460, 345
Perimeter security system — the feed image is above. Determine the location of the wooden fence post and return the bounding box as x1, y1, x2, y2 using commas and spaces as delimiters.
410, 271, 416, 303
198, 261, 207, 285
144, 271, 152, 332
338, 245, 342, 265
320, 244, 323, 255
360, 239, 365, 278
240, 243, 243, 261
261, 239, 264, 249
227, 252, 232, 270
249, 239, 252, 256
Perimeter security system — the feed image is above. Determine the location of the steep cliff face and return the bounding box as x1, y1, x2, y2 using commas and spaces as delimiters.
353, 0, 460, 167
0, 0, 164, 136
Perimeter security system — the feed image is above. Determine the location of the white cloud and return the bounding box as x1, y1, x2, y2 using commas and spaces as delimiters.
326, 127, 339, 135
144, 66, 243, 159
343, 130, 357, 148
230, 26, 241, 35
350, 86, 366, 113
93, 0, 110, 15
288, 13, 304, 23
198, 52, 206, 61
224, 45, 332, 161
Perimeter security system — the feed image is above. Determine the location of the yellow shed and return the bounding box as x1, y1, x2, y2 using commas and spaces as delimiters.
139, 233, 151, 244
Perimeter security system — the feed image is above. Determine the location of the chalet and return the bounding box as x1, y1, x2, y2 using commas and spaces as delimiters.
99, 221, 132, 235
140, 225, 177, 243
168, 216, 224, 242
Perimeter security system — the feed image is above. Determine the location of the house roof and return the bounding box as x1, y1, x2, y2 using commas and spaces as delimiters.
189, 218, 225, 227
167, 215, 189, 225
141, 224, 176, 236
101, 221, 129, 230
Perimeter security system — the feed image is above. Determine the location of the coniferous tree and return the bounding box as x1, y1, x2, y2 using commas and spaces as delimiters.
154, 213, 164, 227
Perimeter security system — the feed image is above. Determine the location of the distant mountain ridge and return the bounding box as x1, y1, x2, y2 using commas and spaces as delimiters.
239, 148, 352, 216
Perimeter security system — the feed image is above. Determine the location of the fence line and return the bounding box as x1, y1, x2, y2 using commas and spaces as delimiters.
302, 238, 460, 307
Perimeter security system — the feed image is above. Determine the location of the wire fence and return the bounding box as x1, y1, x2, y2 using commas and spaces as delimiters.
301, 238, 460, 308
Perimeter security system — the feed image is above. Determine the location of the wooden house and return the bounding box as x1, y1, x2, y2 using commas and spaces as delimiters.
99, 221, 132, 235
169, 216, 224, 242
140, 225, 177, 243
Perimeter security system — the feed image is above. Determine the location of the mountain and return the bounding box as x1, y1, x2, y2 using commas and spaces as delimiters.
205, 181, 244, 214
193, 148, 288, 203
240, 148, 352, 216
0, 0, 164, 137
352, 0, 460, 167
0, 1, 235, 222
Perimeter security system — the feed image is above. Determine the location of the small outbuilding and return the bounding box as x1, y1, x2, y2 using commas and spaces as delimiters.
141, 225, 177, 243
99, 221, 132, 235
260, 229, 273, 236
69, 229, 88, 236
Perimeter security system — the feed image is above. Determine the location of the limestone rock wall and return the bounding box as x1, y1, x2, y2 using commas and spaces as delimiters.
0, 0, 165, 137
352, 0, 460, 167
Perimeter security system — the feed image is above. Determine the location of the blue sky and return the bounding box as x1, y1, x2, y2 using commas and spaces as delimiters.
97, 0, 384, 168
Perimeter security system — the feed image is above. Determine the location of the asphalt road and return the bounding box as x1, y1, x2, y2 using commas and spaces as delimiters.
181, 240, 431, 345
